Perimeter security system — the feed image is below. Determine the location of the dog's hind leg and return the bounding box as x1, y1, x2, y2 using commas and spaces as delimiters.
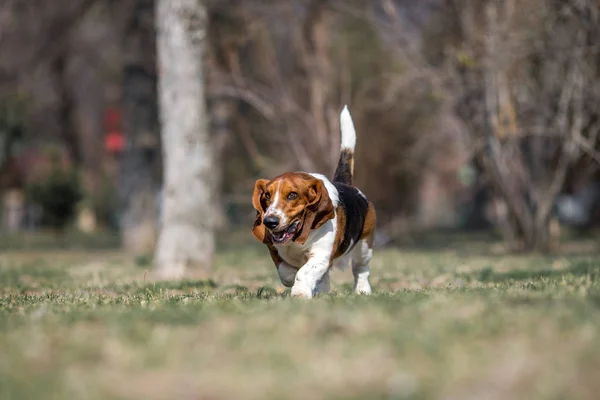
351, 239, 373, 295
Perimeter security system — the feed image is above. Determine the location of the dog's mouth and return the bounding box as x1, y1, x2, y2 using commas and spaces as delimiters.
270, 220, 299, 244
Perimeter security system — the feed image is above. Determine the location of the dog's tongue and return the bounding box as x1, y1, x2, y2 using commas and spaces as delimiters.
272, 221, 299, 244
272, 230, 293, 243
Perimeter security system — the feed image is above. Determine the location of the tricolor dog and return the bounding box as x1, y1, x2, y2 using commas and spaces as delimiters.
251, 106, 376, 298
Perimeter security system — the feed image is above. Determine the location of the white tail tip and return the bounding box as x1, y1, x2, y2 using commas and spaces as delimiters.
340, 105, 356, 150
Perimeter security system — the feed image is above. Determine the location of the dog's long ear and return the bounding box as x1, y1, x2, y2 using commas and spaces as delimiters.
251, 179, 270, 242
295, 179, 335, 244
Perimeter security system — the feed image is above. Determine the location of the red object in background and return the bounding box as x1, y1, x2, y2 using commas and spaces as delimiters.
104, 106, 121, 130
105, 131, 125, 153
104, 106, 125, 154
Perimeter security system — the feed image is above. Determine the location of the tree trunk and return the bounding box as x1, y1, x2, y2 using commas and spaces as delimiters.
205, 49, 236, 231
51, 52, 81, 166
302, 1, 336, 173
154, 0, 216, 278
119, 0, 161, 254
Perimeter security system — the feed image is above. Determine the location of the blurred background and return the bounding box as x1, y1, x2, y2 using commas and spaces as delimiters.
1, 0, 599, 268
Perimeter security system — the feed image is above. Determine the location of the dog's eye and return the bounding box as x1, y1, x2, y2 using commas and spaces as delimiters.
264, 192, 271, 200
287, 192, 298, 200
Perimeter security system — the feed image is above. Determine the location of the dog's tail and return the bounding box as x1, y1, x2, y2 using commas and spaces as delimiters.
333, 105, 356, 185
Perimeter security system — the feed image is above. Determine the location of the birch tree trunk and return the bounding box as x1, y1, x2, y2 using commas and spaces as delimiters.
155, 0, 216, 278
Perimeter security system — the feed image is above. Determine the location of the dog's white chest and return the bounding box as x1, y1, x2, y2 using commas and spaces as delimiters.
273, 217, 337, 269
276, 244, 310, 268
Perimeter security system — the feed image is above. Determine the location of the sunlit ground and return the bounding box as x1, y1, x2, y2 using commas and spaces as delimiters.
1, 230, 600, 399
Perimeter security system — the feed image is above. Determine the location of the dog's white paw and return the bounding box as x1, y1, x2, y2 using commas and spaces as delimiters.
291, 284, 313, 299
354, 282, 372, 295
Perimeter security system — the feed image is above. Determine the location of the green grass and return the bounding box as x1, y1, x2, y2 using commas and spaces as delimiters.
1, 232, 600, 399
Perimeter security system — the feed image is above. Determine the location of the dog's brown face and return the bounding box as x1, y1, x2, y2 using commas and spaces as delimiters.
252, 172, 334, 245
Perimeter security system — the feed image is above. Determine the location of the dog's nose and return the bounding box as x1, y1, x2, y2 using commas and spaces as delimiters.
263, 215, 280, 230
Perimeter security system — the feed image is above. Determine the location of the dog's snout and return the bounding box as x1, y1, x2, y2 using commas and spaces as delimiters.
263, 215, 280, 230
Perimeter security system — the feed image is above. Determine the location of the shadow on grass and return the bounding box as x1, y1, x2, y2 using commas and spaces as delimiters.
0, 262, 68, 289
112, 281, 279, 300
462, 260, 600, 284
389, 228, 501, 250
381, 227, 600, 258
0, 231, 120, 252
114, 279, 218, 294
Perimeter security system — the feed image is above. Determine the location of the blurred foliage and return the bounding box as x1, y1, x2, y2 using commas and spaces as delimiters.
0, 93, 28, 165
1, 0, 599, 246
84, 172, 119, 230
25, 150, 82, 232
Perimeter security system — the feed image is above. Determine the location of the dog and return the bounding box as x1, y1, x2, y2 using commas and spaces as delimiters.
251, 106, 376, 298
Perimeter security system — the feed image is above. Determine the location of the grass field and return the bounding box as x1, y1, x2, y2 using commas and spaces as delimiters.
1, 231, 600, 399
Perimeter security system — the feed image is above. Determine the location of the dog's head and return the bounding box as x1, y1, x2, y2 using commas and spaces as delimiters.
251, 172, 335, 245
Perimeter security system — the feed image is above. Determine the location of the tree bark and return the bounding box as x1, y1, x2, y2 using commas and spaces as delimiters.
119, 0, 161, 254
154, 0, 216, 278
51, 52, 81, 167
302, 1, 337, 173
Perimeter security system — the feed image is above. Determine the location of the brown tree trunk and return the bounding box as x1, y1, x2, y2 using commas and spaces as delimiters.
206, 41, 238, 231
119, 0, 161, 254
302, 1, 337, 173
51, 52, 80, 166
154, 0, 217, 278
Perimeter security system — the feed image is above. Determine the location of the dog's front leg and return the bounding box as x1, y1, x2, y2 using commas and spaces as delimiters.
290, 256, 330, 298
277, 262, 298, 288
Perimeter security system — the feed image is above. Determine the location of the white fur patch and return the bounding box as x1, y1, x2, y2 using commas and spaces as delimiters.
289, 219, 336, 298
265, 181, 287, 224
340, 105, 356, 151
356, 188, 367, 201
308, 173, 340, 207
289, 211, 337, 298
